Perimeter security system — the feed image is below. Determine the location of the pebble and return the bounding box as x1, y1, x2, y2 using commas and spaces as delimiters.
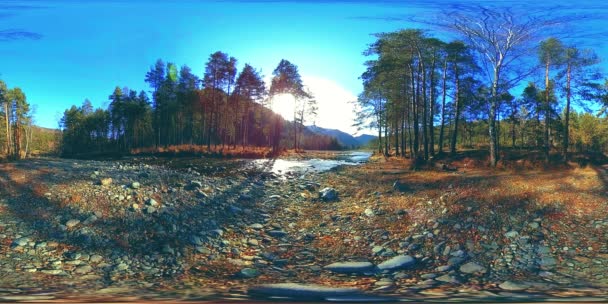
459, 262, 486, 274
65, 219, 80, 229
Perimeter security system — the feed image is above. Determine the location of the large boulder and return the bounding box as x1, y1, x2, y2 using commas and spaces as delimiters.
377, 255, 416, 271
324, 261, 376, 274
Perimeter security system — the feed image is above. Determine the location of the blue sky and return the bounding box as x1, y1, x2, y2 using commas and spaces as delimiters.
1, 0, 607, 133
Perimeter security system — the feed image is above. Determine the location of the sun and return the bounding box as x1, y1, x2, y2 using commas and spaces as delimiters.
270, 93, 297, 121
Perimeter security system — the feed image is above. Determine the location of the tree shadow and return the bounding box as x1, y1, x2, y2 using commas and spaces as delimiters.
0, 157, 275, 282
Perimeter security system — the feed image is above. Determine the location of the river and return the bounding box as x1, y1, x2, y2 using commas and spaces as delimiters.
251, 151, 372, 176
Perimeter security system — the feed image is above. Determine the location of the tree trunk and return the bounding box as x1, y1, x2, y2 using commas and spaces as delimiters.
544, 61, 550, 162
411, 63, 419, 159
429, 53, 437, 157
562, 62, 572, 162
450, 69, 460, 155
489, 68, 500, 167
438, 59, 448, 154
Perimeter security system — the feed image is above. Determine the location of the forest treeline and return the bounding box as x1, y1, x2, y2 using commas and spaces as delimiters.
356, 7, 608, 165
60, 52, 341, 157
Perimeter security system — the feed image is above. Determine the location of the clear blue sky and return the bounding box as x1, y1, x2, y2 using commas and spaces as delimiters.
1, 0, 607, 132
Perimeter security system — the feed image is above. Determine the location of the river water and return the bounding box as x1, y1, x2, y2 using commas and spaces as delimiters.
251, 151, 372, 176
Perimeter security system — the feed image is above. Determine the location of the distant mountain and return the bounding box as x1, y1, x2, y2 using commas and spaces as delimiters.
354, 134, 376, 146
306, 125, 360, 148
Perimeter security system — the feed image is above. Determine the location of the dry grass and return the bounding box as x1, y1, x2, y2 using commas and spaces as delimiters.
294, 153, 608, 261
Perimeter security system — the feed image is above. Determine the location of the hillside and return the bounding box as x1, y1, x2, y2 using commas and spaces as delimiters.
307, 125, 360, 148
355, 134, 376, 146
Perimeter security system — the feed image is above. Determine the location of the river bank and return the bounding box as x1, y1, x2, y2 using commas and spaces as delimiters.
1, 153, 608, 301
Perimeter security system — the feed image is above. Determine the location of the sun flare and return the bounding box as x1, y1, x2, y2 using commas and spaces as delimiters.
270, 93, 297, 121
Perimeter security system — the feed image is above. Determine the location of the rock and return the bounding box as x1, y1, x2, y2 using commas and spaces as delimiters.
499, 281, 530, 291
435, 265, 452, 272
447, 257, 466, 266
319, 188, 338, 202
324, 262, 376, 274
41, 269, 65, 275
435, 274, 460, 284
131, 182, 141, 189
377, 255, 416, 271
249, 283, 363, 300
267, 230, 288, 238
250, 223, 264, 230
364, 208, 375, 217
505, 231, 519, 238
83, 215, 97, 225
131, 203, 139, 210
74, 265, 93, 274
65, 219, 80, 229
145, 206, 156, 214
239, 268, 260, 278
90, 255, 103, 263
211, 229, 223, 237
393, 180, 409, 192
190, 180, 203, 189
162, 244, 174, 255
539, 256, 557, 269
99, 178, 112, 186
146, 198, 159, 206
248, 239, 259, 246
12, 237, 29, 247
459, 262, 486, 274
372, 246, 385, 255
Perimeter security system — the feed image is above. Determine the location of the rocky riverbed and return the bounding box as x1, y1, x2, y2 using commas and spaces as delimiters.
1, 155, 608, 302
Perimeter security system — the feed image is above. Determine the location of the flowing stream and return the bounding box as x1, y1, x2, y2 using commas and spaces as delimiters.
251, 151, 372, 176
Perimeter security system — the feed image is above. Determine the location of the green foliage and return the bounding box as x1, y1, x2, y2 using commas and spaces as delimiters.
59, 53, 340, 157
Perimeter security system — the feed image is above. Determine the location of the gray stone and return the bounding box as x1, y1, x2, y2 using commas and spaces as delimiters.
267, 230, 288, 238
435, 265, 452, 272
499, 281, 530, 291
435, 274, 460, 284
250, 223, 264, 230
539, 256, 557, 269
377, 255, 416, 271
447, 257, 466, 266
41, 269, 65, 275
131, 182, 141, 189
162, 244, 174, 254
459, 262, 487, 274
372, 246, 385, 255
364, 208, 375, 217
324, 261, 376, 274
74, 265, 93, 274
65, 219, 80, 229
145, 206, 156, 214
146, 198, 159, 206
190, 180, 203, 189
83, 215, 97, 225
240, 268, 260, 278
319, 187, 338, 201
505, 231, 519, 238
249, 283, 362, 300
12, 237, 29, 247
90, 255, 103, 263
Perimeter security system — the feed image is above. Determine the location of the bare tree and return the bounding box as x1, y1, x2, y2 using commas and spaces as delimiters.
440, 6, 564, 166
